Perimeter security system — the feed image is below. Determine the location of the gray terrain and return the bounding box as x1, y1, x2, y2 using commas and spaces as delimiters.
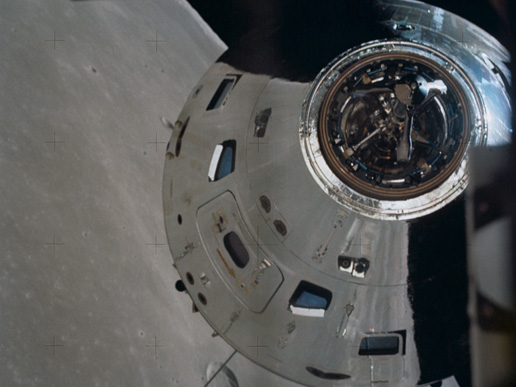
0, 0, 302, 385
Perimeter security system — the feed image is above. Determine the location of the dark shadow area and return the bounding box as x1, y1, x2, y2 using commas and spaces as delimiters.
189, 0, 394, 82
408, 196, 470, 386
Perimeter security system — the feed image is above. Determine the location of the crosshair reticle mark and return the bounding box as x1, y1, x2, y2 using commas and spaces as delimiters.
146, 234, 167, 255
44, 335, 64, 356
44, 234, 65, 255
146, 336, 166, 359
45, 132, 66, 152
248, 136, 269, 153
236, 225, 278, 261
146, 30, 165, 52
247, 336, 268, 356
44, 30, 65, 51
147, 132, 168, 153
349, 235, 372, 256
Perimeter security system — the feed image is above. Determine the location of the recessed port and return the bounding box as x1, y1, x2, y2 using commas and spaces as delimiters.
259, 195, 271, 213
175, 280, 186, 292
186, 272, 194, 285
198, 293, 207, 305
254, 108, 272, 137
273, 220, 287, 236
339, 257, 352, 269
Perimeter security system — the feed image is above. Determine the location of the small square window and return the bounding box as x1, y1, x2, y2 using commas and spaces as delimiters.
359, 336, 400, 356
206, 76, 240, 110
289, 281, 332, 317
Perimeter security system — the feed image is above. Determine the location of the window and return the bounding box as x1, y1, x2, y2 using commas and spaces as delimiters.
208, 140, 236, 181
223, 231, 249, 269
206, 76, 240, 110
389, 330, 407, 355
289, 281, 332, 317
359, 336, 400, 356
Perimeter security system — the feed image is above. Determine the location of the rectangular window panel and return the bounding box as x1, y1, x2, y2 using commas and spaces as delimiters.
208, 140, 236, 181
289, 281, 332, 317
206, 77, 237, 110
359, 336, 400, 356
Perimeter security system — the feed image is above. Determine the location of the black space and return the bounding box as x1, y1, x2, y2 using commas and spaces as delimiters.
188, 0, 394, 82
188, 0, 506, 82
408, 196, 470, 386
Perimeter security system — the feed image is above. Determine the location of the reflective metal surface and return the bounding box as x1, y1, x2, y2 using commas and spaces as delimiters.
379, 0, 512, 147
301, 40, 485, 219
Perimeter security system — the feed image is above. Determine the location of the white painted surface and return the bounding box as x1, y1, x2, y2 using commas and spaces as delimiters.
208, 144, 224, 181
289, 306, 326, 318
